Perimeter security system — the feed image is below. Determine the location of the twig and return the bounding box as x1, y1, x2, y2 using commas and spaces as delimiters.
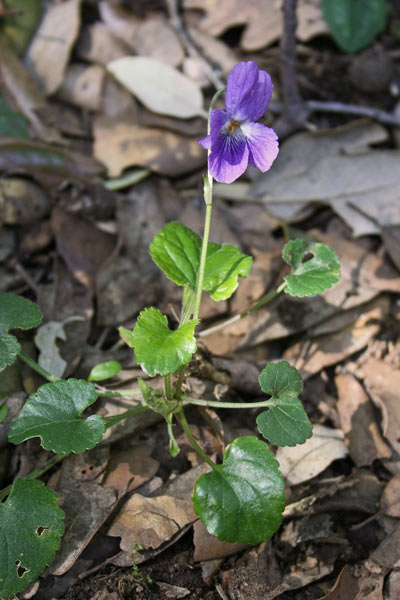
165, 0, 225, 90
279, 0, 308, 133
306, 99, 400, 127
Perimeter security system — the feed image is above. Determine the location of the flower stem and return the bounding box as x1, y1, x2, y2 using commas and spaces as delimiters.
175, 408, 217, 470
199, 281, 287, 338
18, 350, 60, 383
164, 374, 173, 401
182, 394, 275, 410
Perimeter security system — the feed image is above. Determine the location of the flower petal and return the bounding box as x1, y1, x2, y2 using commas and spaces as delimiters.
242, 122, 279, 173
225, 62, 259, 121
209, 132, 249, 184
226, 62, 273, 122
198, 135, 211, 150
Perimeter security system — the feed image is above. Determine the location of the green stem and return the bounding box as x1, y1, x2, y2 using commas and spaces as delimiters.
199, 281, 287, 338
164, 374, 173, 401
176, 408, 217, 470
18, 350, 60, 383
174, 365, 186, 397
103, 404, 149, 428
96, 388, 142, 398
0, 453, 66, 502
182, 394, 275, 410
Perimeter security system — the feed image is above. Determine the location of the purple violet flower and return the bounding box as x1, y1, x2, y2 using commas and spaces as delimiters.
199, 61, 279, 184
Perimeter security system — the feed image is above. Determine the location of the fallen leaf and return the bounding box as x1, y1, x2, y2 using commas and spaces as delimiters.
103, 445, 159, 494
369, 520, 400, 569
51, 206, 116, 291
25, 0, 82, 95
193, 520, 247, 562
93, 114, 205, 177
98, 0, 139, 48
58, 64, 106, 111
132, 16, 184, 67
107, 56, 205, 119
380, 477, 400, 518
276, 424, 348, 485
0, 177, 51, 225
335, 373, 391, 466
75, 22, 128, 66
251, 120, 400, 236
34, 318, 86, 379
107, 494, 195, 554
362, 359, 400, 454
156, 582, 191, 599
284, 295, 390, 379
319, 563, 384, 600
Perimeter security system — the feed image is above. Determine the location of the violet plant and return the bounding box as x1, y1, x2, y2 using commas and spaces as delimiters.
0, 62, 340, 599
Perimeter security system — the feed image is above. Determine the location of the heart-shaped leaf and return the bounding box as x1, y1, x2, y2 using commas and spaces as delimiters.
193, 436, 285, 544
0, 334, 20, 372
8, 379, 105, 453
256, 361, 312, 446
283, 239, 340, 297
130, 307, 198, 376
322, 0, 389, 54
150, 222, 252, 301
0, 478, 64, 600
0, 293, 42, 335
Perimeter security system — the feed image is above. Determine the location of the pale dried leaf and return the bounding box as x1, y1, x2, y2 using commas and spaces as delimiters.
107, 56, 205, 119
133, 17, 184, 67
276, 424, 348, 485
93, 114, 205, 177
380, 477, 400, 518
58, 64, 106, 111
76, 23, 128, 66
25, 0, 81, 95
98, 0, 139, 47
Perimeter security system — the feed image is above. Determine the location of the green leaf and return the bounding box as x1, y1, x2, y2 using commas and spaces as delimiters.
193, 436, 285, 544
150, 222, 252, 301
0, 403, 8, 423
321, 0, 390, 53
282, 239, 340, 297
0, 94, 29, 139
256, 361, 312, 446
0, 333, 20, 372
0, 293, 42, 335
131, 307, 198, 376
2, 0, 43, 56
88, 360, 122, 382
8, 379, 105, 453
0, 478, 64, 600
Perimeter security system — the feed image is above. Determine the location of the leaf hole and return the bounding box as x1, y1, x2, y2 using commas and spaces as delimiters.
15, 560, 29, 578
36, 525, 50, 537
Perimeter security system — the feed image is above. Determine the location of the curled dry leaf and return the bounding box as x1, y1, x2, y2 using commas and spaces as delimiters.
94, 114, 205, 177
58, 64, 106, 111
276, 424, 348, 486
25, 0, 82, 95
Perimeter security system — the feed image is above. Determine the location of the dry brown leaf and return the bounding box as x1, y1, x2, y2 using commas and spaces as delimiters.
368, 520, 400, 569
58, 64, 106, 111
25, 0, 81, 95
133, 16, 184, 67
380, 477, 400, 518
49, 448, 118, 576
284, 296, 390, 379
76, 22, 129, 66
51, 207, 116, 291
94, 114, 205, 177
193, 520, 247, 562
185, 0, 330, 50
187, 27, 237, 76
276, 424, 348, 486
107, 494, 195, 554
319, 564, 384, 600
335, 373, 391, 466
362, 359, 400, 454
103, 445, 159, 494
251, 121, 400, 236
0, 177, 51, 226
98, 0, 139, 48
